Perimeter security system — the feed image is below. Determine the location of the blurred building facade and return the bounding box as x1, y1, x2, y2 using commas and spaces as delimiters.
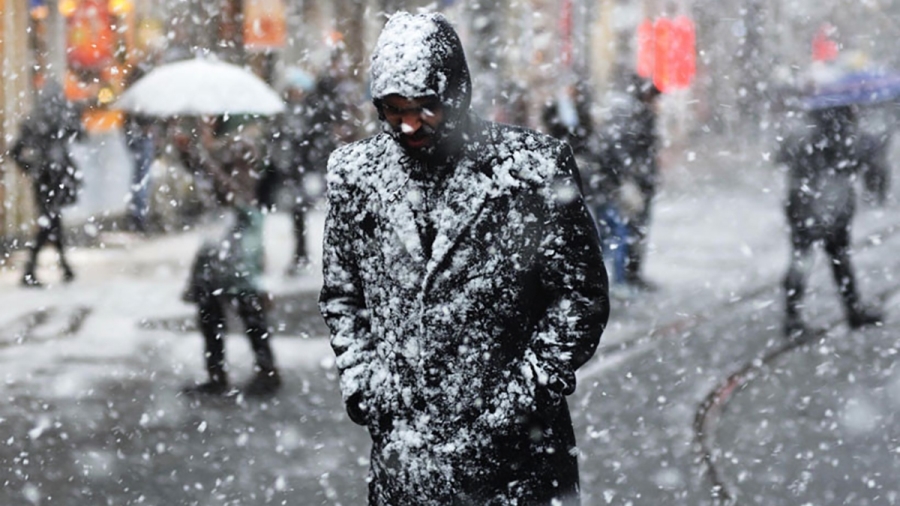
3, 0, 900, 249
1, 0, 35, 253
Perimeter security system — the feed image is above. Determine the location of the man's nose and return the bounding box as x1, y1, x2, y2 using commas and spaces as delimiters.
400, 112, 422, 134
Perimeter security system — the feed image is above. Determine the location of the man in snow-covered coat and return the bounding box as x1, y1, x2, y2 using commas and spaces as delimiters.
319, 11, 609, 506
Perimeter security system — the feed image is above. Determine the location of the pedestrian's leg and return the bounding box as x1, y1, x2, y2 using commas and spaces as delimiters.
130, 138, 154, 232
22, 213, 52, 287
183, 292, 230, 395
50, 214, 74, 282
783, 232, 814, 337
592, 204, 616, 280
238, 291, 281, 396
612, 208, 630, 285
824, 227, 882, 328
624, 187, 654, 289
287, 200, 309, 275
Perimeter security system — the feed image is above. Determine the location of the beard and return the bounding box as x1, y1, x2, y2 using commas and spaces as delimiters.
387, 122, 444, 165
398, 124, 438, 156
385, 117, 467, 169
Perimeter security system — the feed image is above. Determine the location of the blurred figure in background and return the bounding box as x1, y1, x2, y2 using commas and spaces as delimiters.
122, 59, 158, 233
181, 132, 281, 397
285, 70, 349, 274
542, 80, 625, 286
588, 132, 632, 295
267, 67, 319, 275
778, 104, 884, 337
495, 80, 531, 127
542, 80, 595, 156
11, 79, 84, 287
602, 74, 662, 291
170, 117, 220, 222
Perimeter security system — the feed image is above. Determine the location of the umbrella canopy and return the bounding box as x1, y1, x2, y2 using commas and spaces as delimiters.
116, 58, 285, 116
801, 67, 900, 110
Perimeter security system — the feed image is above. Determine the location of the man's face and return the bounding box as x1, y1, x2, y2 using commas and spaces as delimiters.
381, 94, 445, 152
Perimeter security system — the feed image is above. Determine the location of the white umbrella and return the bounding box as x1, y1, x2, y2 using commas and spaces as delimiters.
116, 58, 285, 116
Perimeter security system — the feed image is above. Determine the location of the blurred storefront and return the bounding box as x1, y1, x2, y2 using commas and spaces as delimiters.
1, 0, 35, 250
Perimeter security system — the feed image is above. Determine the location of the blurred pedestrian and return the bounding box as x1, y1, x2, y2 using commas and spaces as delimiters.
603, 74, 662, 291
10, 79, 83, 287
170, 117, 220, 222
541, 81, 631, 291
495, 80, 531, 127
122, 60, 158, 233
542, 81, 594, 156
586, 137, 632, 293
858, 131, 891, 206
181, 134, 281, 397
778, 104, 883, 337
319, 12, 608, 505
267, 67, 325, 275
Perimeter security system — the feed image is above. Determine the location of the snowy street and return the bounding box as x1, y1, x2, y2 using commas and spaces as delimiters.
1, 137, 899, 505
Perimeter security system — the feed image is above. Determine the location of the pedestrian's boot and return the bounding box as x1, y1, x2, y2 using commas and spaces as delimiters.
847, 304, 883, 329
21, 259, 41, 288
61, 261, 75, 283
21, 272, 42, 288
245, 341, 280, 398
783, 272, 810, 339
244, 368, 281, 398
841, 285, 883, 329
783, 312, 807, 339
182, 363, 229, 397
285, 256, 311, 277
625, 275, 658, 292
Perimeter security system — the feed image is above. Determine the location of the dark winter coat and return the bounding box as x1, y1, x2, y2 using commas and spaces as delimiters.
777, 107, 877, 240
600, 94, 659, 194
319, 12, 609, 506
10, 82, 83, 215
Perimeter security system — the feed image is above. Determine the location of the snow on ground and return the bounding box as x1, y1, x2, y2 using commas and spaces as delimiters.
0, 210, 331, 400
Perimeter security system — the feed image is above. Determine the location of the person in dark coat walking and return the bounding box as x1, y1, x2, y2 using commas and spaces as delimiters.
603, 74, 661, 290
10, 80, 83, 287
122, 61, 158, 233
319, 12, 609, 505
778, 104, 883, 337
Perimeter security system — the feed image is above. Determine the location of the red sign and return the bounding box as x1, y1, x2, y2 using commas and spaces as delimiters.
637, 16, 697, 93
671, 16, 696, 90
812, 24, 839, 62
636, 19, 655, 79
67, 0, 114, 71
243, 0, 287, 51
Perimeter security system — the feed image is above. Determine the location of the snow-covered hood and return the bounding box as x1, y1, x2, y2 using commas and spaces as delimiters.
370, 12, 472, 122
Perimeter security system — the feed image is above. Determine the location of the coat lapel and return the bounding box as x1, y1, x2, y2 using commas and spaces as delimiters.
374, 146, 425, 265
424, 155, 495, 283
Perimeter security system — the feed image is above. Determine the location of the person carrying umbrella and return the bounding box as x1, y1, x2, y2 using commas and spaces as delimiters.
181, 131, 281, 397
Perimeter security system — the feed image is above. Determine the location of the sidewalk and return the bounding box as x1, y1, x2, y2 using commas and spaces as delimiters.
585, 132, 900, 505
0, 131, 896, 505
651, 139, 900, 505
0, 209, 370, 505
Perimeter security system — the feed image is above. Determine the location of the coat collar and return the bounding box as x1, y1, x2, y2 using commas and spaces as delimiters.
374, 124, 498, 283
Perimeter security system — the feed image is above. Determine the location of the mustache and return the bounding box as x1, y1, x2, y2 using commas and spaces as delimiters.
396, 123, 437, 140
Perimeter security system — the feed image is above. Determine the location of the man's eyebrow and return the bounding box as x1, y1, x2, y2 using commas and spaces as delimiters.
384, 100, 442, 113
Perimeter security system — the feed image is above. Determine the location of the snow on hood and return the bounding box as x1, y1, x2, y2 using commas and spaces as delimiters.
370, 12, 472, 119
